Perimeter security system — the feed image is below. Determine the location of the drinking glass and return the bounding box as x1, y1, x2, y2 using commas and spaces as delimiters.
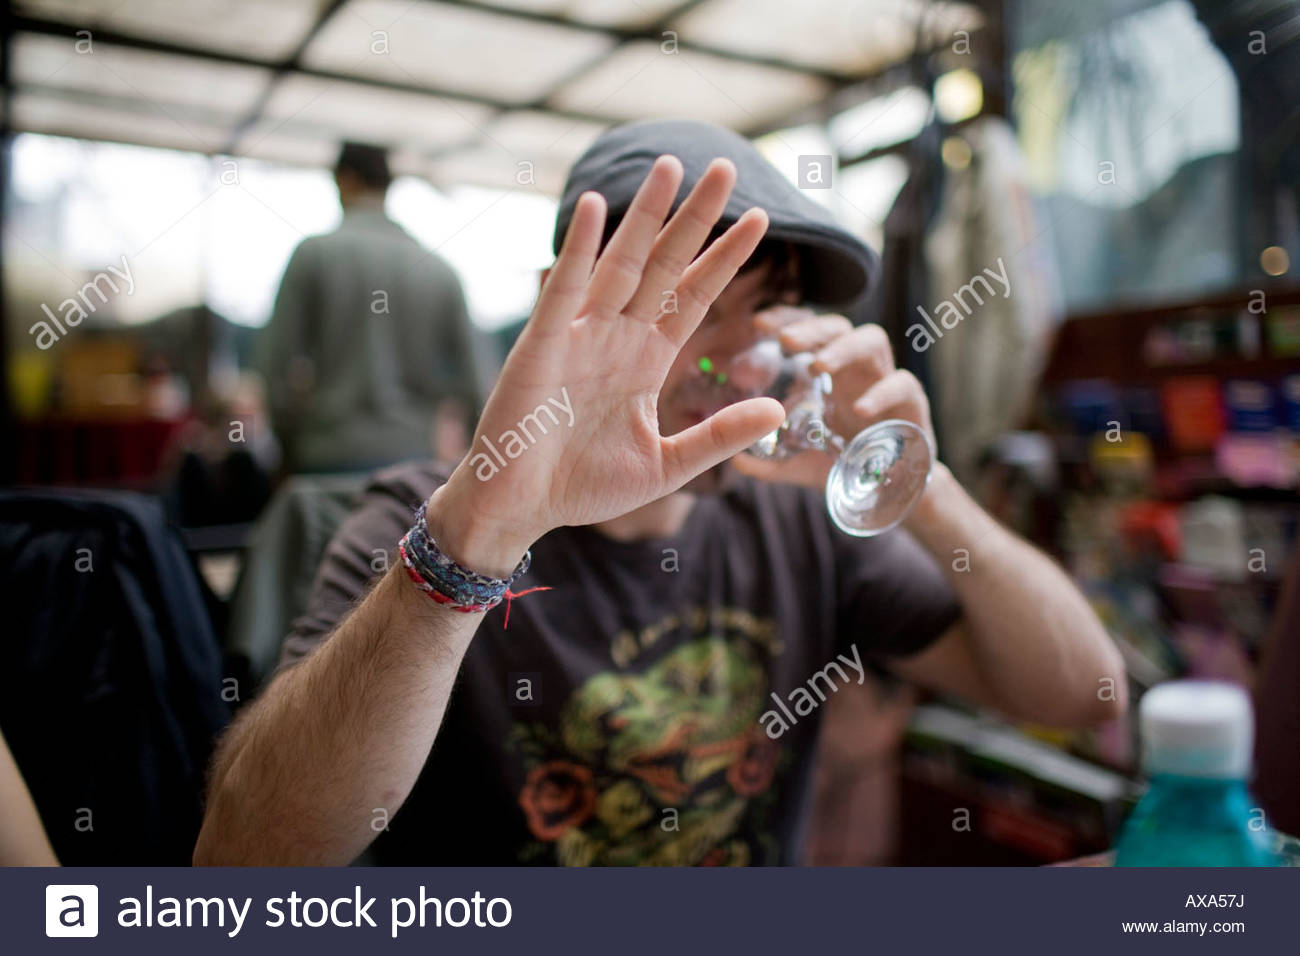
704, 337, 933, 536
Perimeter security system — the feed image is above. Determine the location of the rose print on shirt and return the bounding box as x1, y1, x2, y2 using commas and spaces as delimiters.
518, 761, 597, 840
511, 633, 786, 866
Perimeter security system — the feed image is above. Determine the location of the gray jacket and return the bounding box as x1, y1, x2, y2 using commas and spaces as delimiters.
258, 203, 485, 472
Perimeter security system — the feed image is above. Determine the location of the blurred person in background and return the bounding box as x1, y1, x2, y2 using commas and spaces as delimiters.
141, 304, 275, 526
258, 141, 483, 474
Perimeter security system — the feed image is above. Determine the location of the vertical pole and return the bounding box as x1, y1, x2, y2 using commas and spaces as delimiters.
0, 0, 17, 484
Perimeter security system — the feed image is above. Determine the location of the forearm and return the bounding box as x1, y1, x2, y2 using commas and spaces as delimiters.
194, 566, 472, 865
195, 481, 532, 865
904, 465, 1127, 724
0, 732, 58, 866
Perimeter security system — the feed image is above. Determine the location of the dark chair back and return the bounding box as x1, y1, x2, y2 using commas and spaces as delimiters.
0, 490, 230, 864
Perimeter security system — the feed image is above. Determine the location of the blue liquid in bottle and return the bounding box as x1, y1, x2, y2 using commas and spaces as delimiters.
1115, 681, 1279, 867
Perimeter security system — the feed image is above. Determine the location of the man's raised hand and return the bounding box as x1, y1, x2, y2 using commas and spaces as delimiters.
428, 154, 785, 572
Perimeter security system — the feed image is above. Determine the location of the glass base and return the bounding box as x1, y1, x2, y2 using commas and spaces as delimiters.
826, 419, 934, 536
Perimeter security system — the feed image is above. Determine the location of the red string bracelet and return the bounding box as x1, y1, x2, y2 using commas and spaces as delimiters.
502, 585, 552, 629
398, 541, 550, 628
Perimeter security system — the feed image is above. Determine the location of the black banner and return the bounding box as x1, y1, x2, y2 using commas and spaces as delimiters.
3, 866, 1296, 954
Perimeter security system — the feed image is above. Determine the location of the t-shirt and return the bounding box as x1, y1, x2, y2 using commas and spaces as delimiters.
274, 461, 962, 866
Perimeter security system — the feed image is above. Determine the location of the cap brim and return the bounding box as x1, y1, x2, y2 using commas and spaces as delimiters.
761, 219, 880, 309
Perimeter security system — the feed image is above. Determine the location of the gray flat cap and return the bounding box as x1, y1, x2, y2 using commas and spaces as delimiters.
552, 118, 880, 309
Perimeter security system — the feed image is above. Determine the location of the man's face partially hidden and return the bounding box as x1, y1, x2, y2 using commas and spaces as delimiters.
658, 262, 799, 494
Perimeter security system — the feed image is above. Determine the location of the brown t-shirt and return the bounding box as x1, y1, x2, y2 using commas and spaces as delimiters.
275, 461, 962, 865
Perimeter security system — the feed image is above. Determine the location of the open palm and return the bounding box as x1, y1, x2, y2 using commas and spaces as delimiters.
446, 154, 785, 546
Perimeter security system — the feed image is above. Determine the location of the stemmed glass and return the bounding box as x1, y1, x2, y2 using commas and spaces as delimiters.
707, 337, 934, 536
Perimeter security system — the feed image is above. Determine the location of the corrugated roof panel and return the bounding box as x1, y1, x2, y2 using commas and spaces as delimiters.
230, 122, 340, 168
258, 73, 496, 152
302, 0, 615, 104
482, 110, 607, 166
15, 0, 331, 62
474, 0, 687, 29
549, 40, 828, 128
6, 1, 959, 189
412, 111, 605, 195
12, 90, 232, 154
12, 34, 273, 120
428, 143, 573, 195
676, 0, 984, 75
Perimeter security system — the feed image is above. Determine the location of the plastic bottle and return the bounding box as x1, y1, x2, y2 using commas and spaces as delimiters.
1115, 680, 1278, 866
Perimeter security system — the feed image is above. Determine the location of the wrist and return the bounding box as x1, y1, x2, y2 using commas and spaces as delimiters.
901, 461, 963, 545
901, 461, 1003, 562
422, 473, 543, 579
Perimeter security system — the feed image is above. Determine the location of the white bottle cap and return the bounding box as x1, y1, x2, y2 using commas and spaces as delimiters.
1140, 680, 1254, 778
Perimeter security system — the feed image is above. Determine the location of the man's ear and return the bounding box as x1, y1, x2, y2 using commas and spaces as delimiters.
538, 266, 552, 298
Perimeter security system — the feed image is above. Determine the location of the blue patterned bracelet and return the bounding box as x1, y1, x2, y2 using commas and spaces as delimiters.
398, 500, 532, 611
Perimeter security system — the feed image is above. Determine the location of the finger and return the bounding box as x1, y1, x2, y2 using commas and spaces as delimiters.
659, 207, 769, 346
844, 383, 937, 484
771, 314, 853, 355
534, 191, 606, 331
850, 368, 930, 429
582, 155, 683, 319
621, 158, 737, 324
660, 396, 785, 490
810, 322, 894, 381
753, 304, 818, 335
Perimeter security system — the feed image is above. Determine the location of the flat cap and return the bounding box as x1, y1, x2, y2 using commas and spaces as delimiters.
553, 118, 880, 309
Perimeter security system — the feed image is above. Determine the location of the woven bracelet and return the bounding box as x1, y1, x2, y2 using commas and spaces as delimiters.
397, 501, 536, 616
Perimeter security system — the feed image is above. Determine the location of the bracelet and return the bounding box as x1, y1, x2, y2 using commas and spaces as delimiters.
398, 501, 536, 617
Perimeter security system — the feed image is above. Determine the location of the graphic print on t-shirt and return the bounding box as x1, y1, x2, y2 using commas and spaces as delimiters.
510, 607, 788, 865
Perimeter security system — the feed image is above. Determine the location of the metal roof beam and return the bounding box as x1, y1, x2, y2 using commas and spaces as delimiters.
224, 0, 352, 152
419, 0, 856, 85
6, 14, 618, 131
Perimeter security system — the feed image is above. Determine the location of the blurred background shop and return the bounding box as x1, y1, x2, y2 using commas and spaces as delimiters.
1, 0, 1298, 865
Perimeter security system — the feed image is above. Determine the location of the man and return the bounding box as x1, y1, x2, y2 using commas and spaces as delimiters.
197, 120, 1126, 866
258, 141, 482, 473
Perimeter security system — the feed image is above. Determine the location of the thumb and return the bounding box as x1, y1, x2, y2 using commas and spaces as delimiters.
660, 397, 785, 489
